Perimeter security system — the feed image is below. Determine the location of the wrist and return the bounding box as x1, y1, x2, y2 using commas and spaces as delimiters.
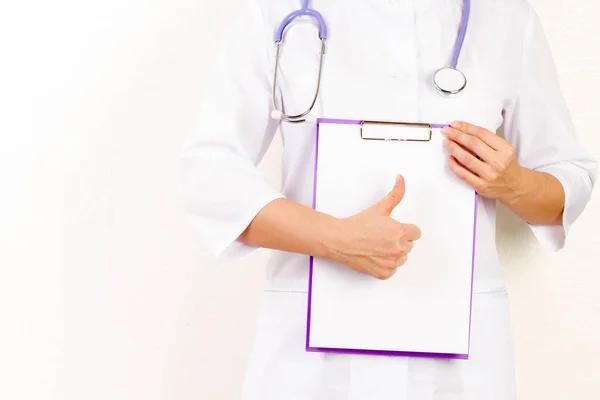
498, 166, 530, 208
499, 165, 530, 207
314, 215, 348, 262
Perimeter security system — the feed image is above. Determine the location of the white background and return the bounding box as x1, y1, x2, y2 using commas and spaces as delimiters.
0, 1, 598, 399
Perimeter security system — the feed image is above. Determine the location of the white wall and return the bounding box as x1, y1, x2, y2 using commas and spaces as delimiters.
0, 1, 598, 399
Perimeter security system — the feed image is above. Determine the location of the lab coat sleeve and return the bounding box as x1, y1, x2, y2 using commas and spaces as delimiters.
180, 2, 284, 261
501, 7, 598, 251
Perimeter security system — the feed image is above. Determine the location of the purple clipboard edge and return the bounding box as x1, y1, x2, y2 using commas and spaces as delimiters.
306, 117, 479, 360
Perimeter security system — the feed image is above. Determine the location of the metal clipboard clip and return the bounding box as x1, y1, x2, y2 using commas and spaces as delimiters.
360, 121, 432, 142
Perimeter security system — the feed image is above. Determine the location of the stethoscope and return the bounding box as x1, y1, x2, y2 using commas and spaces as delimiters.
271, 0, 471, 124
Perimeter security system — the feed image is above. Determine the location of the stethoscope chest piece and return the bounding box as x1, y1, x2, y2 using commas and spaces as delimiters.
433, 67, 467, 97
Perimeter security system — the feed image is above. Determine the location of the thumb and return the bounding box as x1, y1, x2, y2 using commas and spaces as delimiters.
370, 175, 406, 216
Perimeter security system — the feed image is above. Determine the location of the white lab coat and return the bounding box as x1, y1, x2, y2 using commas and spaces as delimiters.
180, 0, 598, 398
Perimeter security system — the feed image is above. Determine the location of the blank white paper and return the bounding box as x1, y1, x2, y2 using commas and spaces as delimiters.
309, 121, 476, 356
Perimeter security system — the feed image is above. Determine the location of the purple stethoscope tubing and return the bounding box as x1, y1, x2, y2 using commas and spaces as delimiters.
452, 0, 470, 68
274, 0, 328, 42
271, 0, 471, 123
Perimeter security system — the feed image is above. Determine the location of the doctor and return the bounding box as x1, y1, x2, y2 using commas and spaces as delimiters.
181, 0, 597, 399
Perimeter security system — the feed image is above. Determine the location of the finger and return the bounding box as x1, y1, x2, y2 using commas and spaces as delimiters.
441, 126, 495, 162
370, 174, 405, 216
448, 156, 486, 191
374, 267, 398, 280
450, 121, 505, 150
404, 240, 414, 254
403, 224, 422, 241
397, 255, 408, 267
443, 138, 494, 180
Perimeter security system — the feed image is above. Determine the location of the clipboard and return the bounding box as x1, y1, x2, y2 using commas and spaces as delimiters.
306, 118, 478, 359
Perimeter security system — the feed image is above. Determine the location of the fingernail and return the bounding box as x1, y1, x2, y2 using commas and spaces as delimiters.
451, 121, 461, 128
441, 126, 451, 135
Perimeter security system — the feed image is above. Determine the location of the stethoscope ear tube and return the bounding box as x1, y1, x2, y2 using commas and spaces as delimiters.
271, 38, 326, 124
271, 109, 318, 124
